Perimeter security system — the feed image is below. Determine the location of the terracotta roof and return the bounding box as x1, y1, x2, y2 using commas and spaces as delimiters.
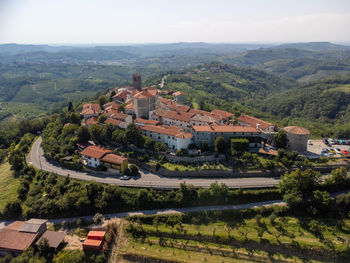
111, 112, 129, 121
113, 90, 128, 101
83, 239, 103, 247
175, 105, 191, 112
143, 87, 158, 96
133, 90, 154, 99
192, 126, 213, 132
80, 146, 112, 159
212, 125, 260, 133
135, 118, 160, 126
140, 124, 192, 139
164, 110, 194, 123
211, 109, 234, 118
36, 231, 65, 249
88, 231, 106, 239
81, 103, 100, 116
173, 91, 186, 96
283, 126, 310, 135
125, 102, 134, 109
0, 229, 38, 252
5, 221, 24, 231
237, 114, 273, 130
105, 108, 118, 117
85, 116, 98, 126
191, 114, 216, 123
104, 118, 122, 126
101, 153, 127, 165
193, 125, 260, 133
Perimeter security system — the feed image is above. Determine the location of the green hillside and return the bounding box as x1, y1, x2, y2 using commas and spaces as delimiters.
148, 62, 294, 120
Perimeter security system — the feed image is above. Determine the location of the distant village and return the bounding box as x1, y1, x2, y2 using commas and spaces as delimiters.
78, 74, 310, 174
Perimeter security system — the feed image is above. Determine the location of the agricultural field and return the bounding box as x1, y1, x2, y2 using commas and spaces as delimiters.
116, 210, 350, 263
0, 161, 20, 212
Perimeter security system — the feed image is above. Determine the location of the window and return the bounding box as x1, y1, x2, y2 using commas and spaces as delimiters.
242, 133, 245, 135
158, 136, 160, 139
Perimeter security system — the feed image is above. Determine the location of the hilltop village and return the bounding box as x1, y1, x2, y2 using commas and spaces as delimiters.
79, 74, 310, 173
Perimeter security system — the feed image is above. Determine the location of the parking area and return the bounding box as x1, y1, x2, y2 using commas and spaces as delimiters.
307, 140, 350, 157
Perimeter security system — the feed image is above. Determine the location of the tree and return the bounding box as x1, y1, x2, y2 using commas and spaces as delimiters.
68, 102, 73, 112
98, 95, 107, 107
231, 138, 249, 154
93, 213, 104, 224
129, 164, 139, 176
3, 200, 22, 219
214, 136, 226, 153
274, 130, 288, 149
144, 136, 155, 150
112, 129, 126, 145
109, 90, 116, 102
125, 123, 144, 147
37, 238, 50, 257
77, 126, 90, 143
325, 167, 349, 188
200, 140, 209, 152
118, 103, 126, 113
154, 142, 168, 152
103, 123, 114, 141
98, 114, 107, 123
89, 124, 104, 143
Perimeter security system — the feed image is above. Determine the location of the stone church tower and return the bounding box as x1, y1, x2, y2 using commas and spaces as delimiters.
132, 73, 142, 91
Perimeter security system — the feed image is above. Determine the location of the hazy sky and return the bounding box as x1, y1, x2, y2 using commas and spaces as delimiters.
0, 0, 350, 44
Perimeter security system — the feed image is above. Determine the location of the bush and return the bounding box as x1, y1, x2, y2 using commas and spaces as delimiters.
93, 213, 104, 224
129, 164, 139, 176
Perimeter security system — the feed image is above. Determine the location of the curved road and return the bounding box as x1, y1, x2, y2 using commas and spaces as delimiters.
27, 137, 280, 189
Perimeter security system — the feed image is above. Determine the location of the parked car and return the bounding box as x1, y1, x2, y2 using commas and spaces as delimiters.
328, 139, 336, 145
308, 140, 313, 145
335, 148, 342, 154
329, 148, 336, 153
321, 148, 329, 152
120, 175, 130, 180
321, 152, 331, 157
341, 149, 349, 155
323, 139, 329, 145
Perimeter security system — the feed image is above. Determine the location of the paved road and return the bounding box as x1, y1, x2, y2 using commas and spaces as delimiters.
27, 137, 280, 189
0, 200, 285, 228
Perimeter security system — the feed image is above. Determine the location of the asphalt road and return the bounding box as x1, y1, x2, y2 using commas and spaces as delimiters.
27, 137, 280, 189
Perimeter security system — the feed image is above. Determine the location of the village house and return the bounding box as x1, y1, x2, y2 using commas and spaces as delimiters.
85, 116, 99, 127
139, 124, 193, 150
237, 114, 275, 133
163, 110, 194, 131
80, 103, 101, 120
192, 125, 262, 150
79, 145, 128, 173
172, 91, 186, 104
0, 219, 65, 256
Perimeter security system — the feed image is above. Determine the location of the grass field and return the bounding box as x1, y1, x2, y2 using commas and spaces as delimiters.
119, 213, 350, 263
0, 161, 20, 212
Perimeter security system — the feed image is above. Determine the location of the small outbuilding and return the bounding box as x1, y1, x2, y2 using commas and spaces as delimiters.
87, 230, 106, 241
83, 239, 103, 251
36, 231, 66, 250
283, 126, 310, 153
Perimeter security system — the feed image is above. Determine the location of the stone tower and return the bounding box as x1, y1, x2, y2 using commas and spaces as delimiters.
132, 73, 142, 91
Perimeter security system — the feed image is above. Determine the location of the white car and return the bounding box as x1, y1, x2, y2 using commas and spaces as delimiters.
120, 175, 130, 180
308, 140, 313, 145
335, 148, 342, 154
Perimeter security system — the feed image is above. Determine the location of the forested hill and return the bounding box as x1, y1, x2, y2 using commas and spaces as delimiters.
148, 62, 295, 114
221, 48, 350, 82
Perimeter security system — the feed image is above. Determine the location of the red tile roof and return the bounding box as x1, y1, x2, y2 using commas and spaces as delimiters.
111, 112, 129, 121
237, 114, 274, 130
83, 239, 103, 247
125, 102, 134, 109
0, 229, 38, 252
133, 90, 154, 99
87, 231, 106, 240
173, 91, 186, 96
140, 124, 192, 139
135, 118, 160, 126
104, 118, 122, 126
80, 146, 112, 159
283, 126, 310, 135
101, 153, 127, 165
81, 103, 100, 116
211, 109, 234, 119
85, 116, 98, 126
5, 221, 24, 231
164, 110, 194, 123
192, 125, 260, 133
143, 87, 158, 96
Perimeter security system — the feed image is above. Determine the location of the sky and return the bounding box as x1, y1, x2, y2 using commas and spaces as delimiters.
0, 0, 350, 44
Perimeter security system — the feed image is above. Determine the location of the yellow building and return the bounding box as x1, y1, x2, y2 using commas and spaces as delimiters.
101, 153, 128, 174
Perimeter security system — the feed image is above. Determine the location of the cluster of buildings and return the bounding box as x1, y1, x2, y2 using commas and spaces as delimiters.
0, 219, 65, 256
82, 229, 106, 251
78, 144, 128, 172
80, 73, 310, 154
